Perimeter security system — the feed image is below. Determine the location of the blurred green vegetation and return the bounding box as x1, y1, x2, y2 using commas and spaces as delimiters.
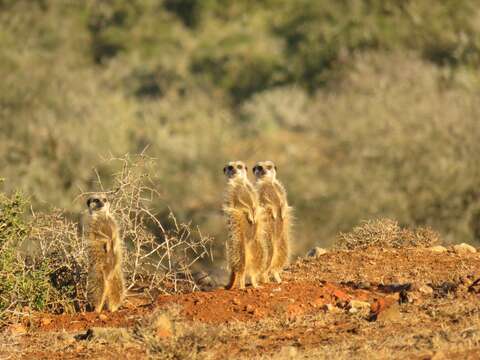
1, 0, 480, 256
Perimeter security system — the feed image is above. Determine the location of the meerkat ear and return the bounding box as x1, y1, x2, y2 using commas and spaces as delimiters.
245, 166, 248, 171
275, 165, 278, 172
223, 166, 227, 174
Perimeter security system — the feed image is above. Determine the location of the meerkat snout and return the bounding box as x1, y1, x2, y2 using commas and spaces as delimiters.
87, 195, 110, 215
253, 161, 277, 180
224, 161, 248, 179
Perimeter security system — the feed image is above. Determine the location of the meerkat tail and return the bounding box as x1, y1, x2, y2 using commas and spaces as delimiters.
226, 272, 238, 290
269, 206, 291, 280
94, 271, 109, 313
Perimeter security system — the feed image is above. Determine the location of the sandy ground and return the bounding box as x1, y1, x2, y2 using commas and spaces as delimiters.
2, 246, 480, 359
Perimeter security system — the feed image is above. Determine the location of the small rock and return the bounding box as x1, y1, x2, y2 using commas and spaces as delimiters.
7, 324, 27, 335
98, 314, 108, 321
192, 271, 217, 290
348, 300, 371, 316
356, 281, 371, 290
232, 297, 241, 305
418, 285, 434, 295
429, 245, 448, 254
453, 243, 477, 255
433, 282, 458, 297
307, 247, 328, 258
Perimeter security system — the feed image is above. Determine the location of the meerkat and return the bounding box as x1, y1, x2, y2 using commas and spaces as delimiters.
85, 194, 125, 312
253, 161, 291, 284
223, 161, 268, 290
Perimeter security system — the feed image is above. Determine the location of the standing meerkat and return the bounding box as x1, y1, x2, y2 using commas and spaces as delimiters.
253, 161, 291, 284
86, 194, 125, 312
223, 161, 268, 290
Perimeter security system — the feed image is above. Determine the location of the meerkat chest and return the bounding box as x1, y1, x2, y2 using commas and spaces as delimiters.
229, 184, 257, 209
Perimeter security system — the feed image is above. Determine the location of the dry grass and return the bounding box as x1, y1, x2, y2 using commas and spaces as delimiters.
0, 154, 213, 323
83, 154, 214, 296
335, 218, 440, 250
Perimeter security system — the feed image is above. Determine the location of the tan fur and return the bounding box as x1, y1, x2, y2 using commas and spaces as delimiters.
86, 195, 125, 312
223, 161, 268, 289
253, 161, 291, 284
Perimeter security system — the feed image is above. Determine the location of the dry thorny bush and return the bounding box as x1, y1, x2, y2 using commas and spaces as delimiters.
22, 154, 213, 315
335, 218, 440, 250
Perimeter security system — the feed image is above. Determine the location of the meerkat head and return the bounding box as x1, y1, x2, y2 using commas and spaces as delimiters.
253, 160, 277, 181
86, 193, 110, 216
223, 161, 248, 180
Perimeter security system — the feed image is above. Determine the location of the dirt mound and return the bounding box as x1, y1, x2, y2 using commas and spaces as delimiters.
3, 246, 480, 359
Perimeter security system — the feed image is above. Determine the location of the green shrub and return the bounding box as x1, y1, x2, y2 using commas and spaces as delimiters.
0, 191, 58, 321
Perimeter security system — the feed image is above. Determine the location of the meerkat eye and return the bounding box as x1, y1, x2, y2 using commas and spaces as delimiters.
103, 198, 107, 202
266, 165, 272, 170
237, 164, 243, 169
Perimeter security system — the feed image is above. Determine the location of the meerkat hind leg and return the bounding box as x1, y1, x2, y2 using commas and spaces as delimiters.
238, 272, 246, 289
250, 274, 262, 288
272, 271, 282, 284
259, 272, 270, 284
226, 271, 240, 290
